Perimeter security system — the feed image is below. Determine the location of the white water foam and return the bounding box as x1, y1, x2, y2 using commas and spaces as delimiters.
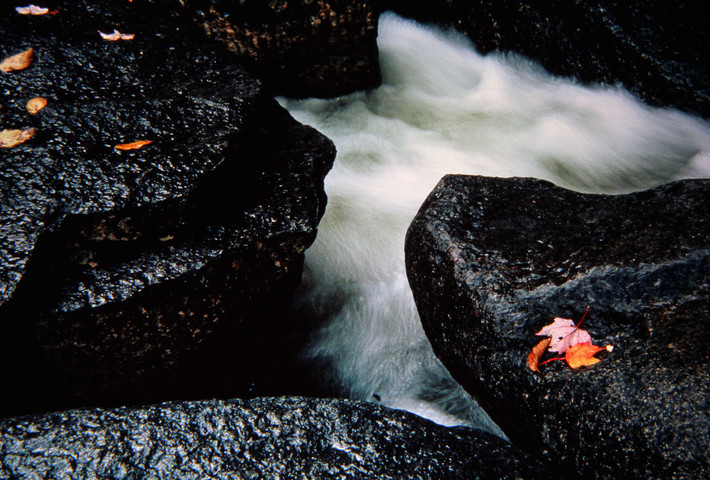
278, 13, 710, 437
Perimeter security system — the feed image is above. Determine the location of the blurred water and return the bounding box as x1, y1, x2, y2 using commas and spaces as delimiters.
278, 13, 710, 437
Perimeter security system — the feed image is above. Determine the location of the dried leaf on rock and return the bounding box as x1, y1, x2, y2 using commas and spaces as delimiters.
1, 48, 34, 73
536, 317, 591, 354
26, 97, 47, 114
115, 140, 153, 151
565, 342, 605, 369
99, 29, 135, 41
0, 128, 35, 148
15, 4, 49, 15
527, 337, 551, 372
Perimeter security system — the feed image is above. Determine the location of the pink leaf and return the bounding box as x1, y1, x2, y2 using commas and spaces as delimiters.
536, 317, 591, 354
15, 5, 49, 15
99, 30, 135, 41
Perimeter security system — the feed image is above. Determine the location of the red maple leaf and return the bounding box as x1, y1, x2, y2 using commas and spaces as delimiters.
527, 306, 611, 372
565, 342, 605, 369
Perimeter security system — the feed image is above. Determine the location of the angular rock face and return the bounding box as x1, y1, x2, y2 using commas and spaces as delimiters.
0, 396, 559, 479
381, 0, 710, 118
405, 176, 710, 479
1, 0, 260, 304
1, 0, 334, 416
185, 0, 382, 97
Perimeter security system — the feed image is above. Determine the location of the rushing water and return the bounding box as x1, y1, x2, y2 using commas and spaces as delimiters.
278, 13, 710, 437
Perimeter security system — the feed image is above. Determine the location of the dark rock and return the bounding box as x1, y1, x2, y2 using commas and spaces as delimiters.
0, 1, 334, 416
0, 396, 559, 479
405, 176, 710, 479
1, 0, 260, 304
380, 1, 710, 118
184, 0, 382, 98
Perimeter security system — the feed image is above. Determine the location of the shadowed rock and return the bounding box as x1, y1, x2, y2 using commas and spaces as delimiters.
0, 396, 559, 479
405, 175, 710, 479
184, 0, 382, 97
1, 1, 334, 416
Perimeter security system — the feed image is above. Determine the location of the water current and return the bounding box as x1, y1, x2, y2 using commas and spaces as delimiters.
278, 13, 710, 437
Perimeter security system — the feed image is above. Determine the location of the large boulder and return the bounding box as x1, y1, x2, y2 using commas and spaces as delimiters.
0, 396, 559, 479
405, 175, 710, 479
0, 1, 334, 417
184, 0, 382, 97
381, 1, 710, 118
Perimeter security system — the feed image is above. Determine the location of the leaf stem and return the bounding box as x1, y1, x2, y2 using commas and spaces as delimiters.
538, 356, 566, 366
575, 305, 591, 329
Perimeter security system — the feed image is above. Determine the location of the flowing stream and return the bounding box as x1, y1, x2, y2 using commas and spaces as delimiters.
278, 13, 710, 437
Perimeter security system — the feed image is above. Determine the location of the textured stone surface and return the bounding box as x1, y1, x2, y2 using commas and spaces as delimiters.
405, 176, 710, 479
0, 396, 559, 479
1, 0, 259, 304
381, 0, 710, 118
186, 0, 382, 97
0, 1, 334, 416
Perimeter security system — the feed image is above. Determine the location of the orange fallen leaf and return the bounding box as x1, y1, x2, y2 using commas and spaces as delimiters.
565, 342, 605, 369
1, 48, 34, 73
26, 97, 47, 114
527, 337, 551, 372
99, 29, 135, 41
115, 140, 153, 151
0, 128, 35, 148
15, 4, 49, 15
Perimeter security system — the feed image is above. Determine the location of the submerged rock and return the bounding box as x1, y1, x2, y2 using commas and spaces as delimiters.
405, 176, 710, 479
382, 1, 710, 118
0, 1, 334, 416
0, 396, 558, 479
184, 0, 382, 97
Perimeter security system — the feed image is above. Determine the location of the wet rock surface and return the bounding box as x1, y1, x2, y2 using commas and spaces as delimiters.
381, 0, 710, 118
0, 396, 559, 479
1, 1, 334, 416
185, 0, 382, 97
1, 0, 260, 303
405, 176, 710, 479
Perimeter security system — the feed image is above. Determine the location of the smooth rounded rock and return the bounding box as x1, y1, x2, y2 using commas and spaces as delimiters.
405, 175, 710, 479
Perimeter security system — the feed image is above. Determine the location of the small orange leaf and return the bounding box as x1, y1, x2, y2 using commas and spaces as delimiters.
565, 342, 605, 369
1, 48, 34, 73
114, 140, 153, 151
527, 337, 551, 372
0, 128, 35, 148
26, 97, 47, 114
